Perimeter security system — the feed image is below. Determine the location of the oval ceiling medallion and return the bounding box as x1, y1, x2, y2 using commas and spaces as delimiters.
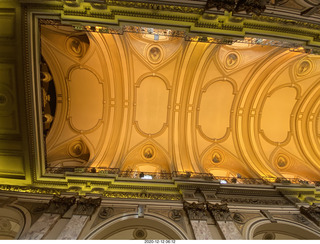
66, 36, 86, 58
147, 45, 163, 64
68, 141, 85, 158
296, 59, 312, 77
225, 52, 239, 69
141, 144, 156, 161
276, 154, 290, 170
212, 151, 224, 164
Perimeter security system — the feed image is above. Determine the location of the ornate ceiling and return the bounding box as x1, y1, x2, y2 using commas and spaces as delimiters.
41, 22, 320, 181
1, 0, 320, 190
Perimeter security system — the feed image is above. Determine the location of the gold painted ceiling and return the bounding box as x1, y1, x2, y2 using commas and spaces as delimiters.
40, 22, 320, 182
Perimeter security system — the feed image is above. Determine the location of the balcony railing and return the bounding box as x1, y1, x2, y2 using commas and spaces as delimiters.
45, 167, 320, 187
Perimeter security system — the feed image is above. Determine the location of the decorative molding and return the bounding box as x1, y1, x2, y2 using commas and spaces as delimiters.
169, 209, 183, 221
104, 191, 182, 201
219, 196, 291, 205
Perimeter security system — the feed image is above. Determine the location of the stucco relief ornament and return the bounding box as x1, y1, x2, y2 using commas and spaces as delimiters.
147, 45, 163, 64
183, 201, 207, 220
296, 60, 312, 76
99, 207, 114, 219
169, 209, 182, 221
69, 141, 84, 157
276, 154, 290, 169
277, 156, 287, 167
142, 145, 155, 160
66, 36, 85, 58
212, 152, 222, 164
225, 53, 239, 68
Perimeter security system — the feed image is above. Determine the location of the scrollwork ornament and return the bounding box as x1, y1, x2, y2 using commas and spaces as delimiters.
99, 207, 114, 219
169, 209, 182, 221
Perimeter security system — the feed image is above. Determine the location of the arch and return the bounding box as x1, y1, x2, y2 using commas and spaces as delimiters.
0, 207, 26, 240
84, 213, 188, 240
243, 217, 320, 240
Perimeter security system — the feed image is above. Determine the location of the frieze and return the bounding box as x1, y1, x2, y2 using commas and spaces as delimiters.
216, 188, 280, 196
219, 196, 291, 205
108, 184, 179, 192
104, 191, 182, 201
0, 185, 61, 195
104, 1, 204, 14
252, 15, 320, 31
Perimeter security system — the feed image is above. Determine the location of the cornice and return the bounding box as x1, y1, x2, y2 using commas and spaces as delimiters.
22, 1, 320, 52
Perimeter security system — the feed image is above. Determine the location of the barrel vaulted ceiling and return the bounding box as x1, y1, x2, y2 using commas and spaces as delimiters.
40, 22, 320, 181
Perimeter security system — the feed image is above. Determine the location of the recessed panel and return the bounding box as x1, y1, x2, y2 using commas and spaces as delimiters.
135, 76, 168, 134
199, 81, 234, 139
69, 68, 103, 131
261, 87, 296, 142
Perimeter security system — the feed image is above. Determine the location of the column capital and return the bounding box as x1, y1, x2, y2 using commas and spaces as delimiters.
73, 196, 101, 216
45, 195, 76, 215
